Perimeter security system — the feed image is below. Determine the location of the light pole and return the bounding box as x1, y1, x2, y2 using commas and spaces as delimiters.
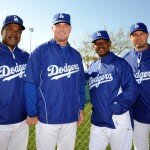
29, 27, 34, 54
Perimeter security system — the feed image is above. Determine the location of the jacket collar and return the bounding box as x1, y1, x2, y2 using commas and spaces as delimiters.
100, 52, 115, 63
0, 42, 17, 52
49, 39, 70, 48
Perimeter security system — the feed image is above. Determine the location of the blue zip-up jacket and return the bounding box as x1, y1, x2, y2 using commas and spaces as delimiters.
0, 43, 29, 124
24, 39, 85, 124
124, 47, 150, 123
86, 52, 138, 128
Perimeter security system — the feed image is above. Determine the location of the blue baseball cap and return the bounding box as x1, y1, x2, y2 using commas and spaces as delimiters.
2, 15, 25, 30
91, 30, 110, 43
130, 22, 148, 35
53, 13, 71, 25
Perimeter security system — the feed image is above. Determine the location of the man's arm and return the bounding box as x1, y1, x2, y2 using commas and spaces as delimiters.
24, 82, 38, 125
111, 61, 139, 115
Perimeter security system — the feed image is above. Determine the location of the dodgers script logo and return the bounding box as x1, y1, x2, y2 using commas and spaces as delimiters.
88, 73, 113, 89
134, 70, 150, 84
0, 64, 26, 81
47, 63, 79, 80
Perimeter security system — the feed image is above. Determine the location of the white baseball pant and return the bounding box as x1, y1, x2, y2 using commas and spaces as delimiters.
133, 120, 150, 150
0, 120, 29, 150
89, 124, 133, 150
36, 121, 77, 150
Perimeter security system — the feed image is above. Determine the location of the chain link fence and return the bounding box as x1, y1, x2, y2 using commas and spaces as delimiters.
27, 103, 92, 150
27, 102, 137, 150
26, 86, 136, 150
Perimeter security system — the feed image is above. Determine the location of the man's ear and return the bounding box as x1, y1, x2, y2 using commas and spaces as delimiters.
1, 29, 3, 36
69, 26, 72, 33
93, 43, 96, 49
146, 32, 149, 39
109, 41, 111, 47
52, 25, 54, 32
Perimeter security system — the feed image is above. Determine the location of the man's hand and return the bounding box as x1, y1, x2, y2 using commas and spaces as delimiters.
77, 110, 84, 126
26, 116, 38, 125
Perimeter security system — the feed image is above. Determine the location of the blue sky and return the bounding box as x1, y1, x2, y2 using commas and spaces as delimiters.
1, 0, 150, 53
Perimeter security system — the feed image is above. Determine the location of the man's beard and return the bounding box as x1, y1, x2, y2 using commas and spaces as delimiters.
135, 42, 148, 51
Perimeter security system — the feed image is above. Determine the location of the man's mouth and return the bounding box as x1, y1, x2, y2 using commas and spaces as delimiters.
9, 36, 18, 41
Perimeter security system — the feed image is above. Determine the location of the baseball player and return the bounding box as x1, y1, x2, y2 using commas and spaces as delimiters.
86, 30, 138, 150
124, 22, 150, 150
24, 13, 85, 150
0, 15, 29, 150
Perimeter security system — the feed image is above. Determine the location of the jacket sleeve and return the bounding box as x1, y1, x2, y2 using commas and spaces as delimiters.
111, 60, 139, 115
79, 57, 86, 110
23, 47, 41, 84
24, 82, 38, 117
24, 48, 41, 117
80, 83, 86, 110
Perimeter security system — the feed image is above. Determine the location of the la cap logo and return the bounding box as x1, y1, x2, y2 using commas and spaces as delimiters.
135, 24, 139, 29
59, 13, 64, 19
14, 16, 19, 22
97, 32, 101, 37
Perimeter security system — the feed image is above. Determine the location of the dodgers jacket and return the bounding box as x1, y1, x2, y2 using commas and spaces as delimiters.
124, 47, 150, 123
0, 43, 29, 124
86, 52, 138, 128
24, 39, 85, 124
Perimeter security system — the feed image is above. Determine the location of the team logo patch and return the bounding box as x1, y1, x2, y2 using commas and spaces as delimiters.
0, 64, 26, 81
88, 73, 113, 89
47, 63, 79, 80
134, 70, 150, 84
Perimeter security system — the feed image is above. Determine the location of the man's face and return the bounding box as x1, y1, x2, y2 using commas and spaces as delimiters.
130, 31, 149, 51
1, 23, 22, 50
52, 22, 71, 46
93, 39, 111, 57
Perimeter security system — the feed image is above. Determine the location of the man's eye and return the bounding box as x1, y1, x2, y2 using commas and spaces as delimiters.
5, 28, 22, 34
6, 28, 12, 32
17, 30, 22, 34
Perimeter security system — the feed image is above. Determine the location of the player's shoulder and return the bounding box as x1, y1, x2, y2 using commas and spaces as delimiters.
32, 41, 49, 55
110, 52, 124, 62
69, 45, 80, 54
69, 45, 83, 59
37, 41, 49, 50
85, 59, 99, 74
122, 50, 132, 58
112, 53, 130, 68
90, 59, 98, 65
87, 59, 98, 70
17, 47, 30, 58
